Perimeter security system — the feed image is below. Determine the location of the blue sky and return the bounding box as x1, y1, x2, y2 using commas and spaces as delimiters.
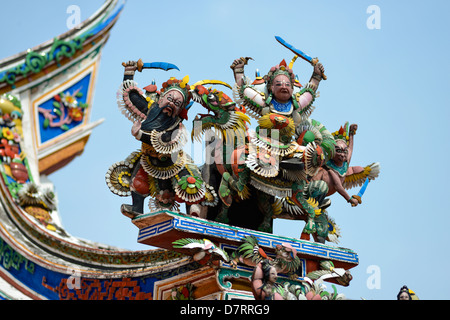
2, 0, 450, 300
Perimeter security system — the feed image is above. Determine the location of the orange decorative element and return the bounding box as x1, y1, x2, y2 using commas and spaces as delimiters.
43, 277, 153, 300
38, 136, 90, 175
186, 176, 196, 184
24, 206, 51, 222
68, 107, 84, 122
297, 130, 307, 145
143, 84, 157, 93
258, 247, 268, 259
195, 85, 208, 95
0, 138, 20, 160
269, 113, 290, 129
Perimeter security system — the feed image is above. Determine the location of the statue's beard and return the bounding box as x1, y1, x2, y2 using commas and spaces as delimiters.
141, 104, 179, 132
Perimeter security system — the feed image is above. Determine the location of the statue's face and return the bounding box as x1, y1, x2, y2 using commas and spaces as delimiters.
268, 266, 278, 284
271, 74, 293, 103
398, 292, 410, 300
334, 140, 348, 164
158, 89, 184, 118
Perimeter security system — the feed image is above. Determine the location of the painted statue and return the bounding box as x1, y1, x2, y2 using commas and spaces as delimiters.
0, 94, 59, 231
106, 60, 218, 218
231, 236, 301, 278
397, 285, 419, 300
192, 51, 336, 235
108, 37, 380, 246
232, 237, 346, 300
278, 122, 380, 243
251, 259, 285, 300
311, 122, 380, 207
299, 122, 380, 242
250, 259, 345, 300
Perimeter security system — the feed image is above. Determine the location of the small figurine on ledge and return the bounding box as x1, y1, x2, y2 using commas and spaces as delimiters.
251, 259, 285, 300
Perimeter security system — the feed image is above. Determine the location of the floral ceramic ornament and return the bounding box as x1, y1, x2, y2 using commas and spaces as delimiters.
174, 175, 206, 204
40, 89, 88, 131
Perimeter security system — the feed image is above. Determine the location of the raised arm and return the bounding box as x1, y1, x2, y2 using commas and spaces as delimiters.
308, 62, 326, 92
122, 61, 149, 115
230, 57, 251, 87
347, 124, 357, 164
295, 62, 326, 110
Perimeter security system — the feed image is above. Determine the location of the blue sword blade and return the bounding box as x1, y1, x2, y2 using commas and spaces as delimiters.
357, 178, 370, 198
142, 62, 180, 71
275, 36, 313, 63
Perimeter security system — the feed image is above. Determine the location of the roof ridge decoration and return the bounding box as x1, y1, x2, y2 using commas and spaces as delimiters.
0, 34, 92, 87
0, 0, 124, 88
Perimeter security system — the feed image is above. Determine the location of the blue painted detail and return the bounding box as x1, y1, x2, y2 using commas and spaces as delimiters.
137, 211, 359, 264
271, 99, 292, 113
82, 2, 125, 39
0, 235, 171, 300
275, 36, 313, 62
138, 219, 174, 240
357, 177, 370, 198
38, 72, 91, 144
142, 62, 180, 71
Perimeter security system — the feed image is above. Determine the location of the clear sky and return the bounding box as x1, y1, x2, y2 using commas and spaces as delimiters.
1, 0, 449, 300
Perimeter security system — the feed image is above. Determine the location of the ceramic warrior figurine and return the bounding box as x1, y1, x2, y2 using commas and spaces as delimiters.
250, 259, 312, 300
231, 56, 325, 124
295, 123, 380, 242
397, 285, 419, 300
106, 61, 217, 218
251, 259, 285, 300
230, 56, 335, 182
310, 122, 380, 207
186, 55, 335, 233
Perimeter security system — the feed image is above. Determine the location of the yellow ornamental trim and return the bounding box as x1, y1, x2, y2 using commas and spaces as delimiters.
180, 75, 189, 89
237, 185, 251, 200
306, 197, 318, 207
148, 177, 158, 197
118, 171, 131, 188
306, 197, 322, 216
185, 187, 199, 195
146, 96, 154, 109
272, 200, 283, 216
346, 166, 372, 183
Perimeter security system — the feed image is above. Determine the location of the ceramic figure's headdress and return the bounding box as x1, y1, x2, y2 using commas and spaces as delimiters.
264, 59, 296, 89
160, 75, 192, 120
332, 122, 351, 146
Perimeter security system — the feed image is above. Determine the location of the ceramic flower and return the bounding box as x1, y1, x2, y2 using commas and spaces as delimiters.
61, 92, 79, 109
2, 127, 14, 140
68, 107, 84, 122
